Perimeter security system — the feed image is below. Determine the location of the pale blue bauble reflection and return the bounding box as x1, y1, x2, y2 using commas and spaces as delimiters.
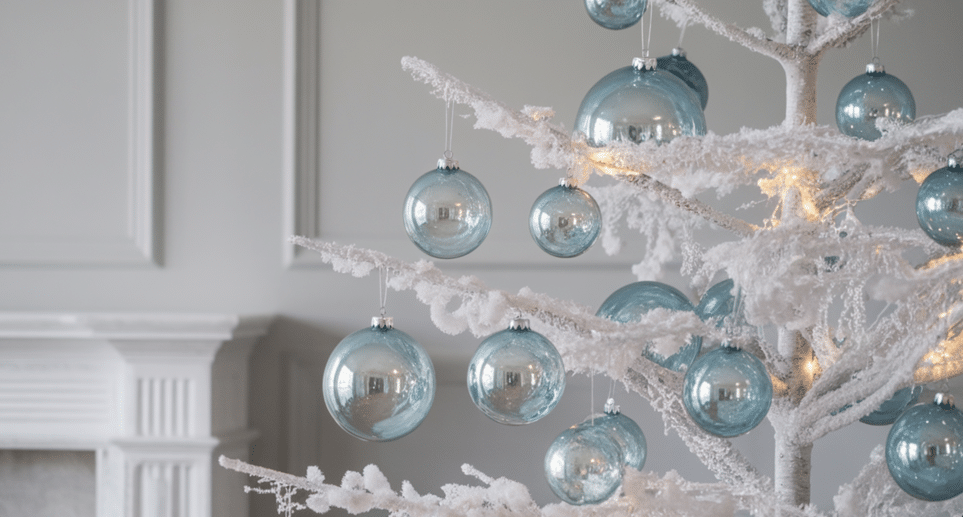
861, 386, 922, 426
886, 394, 963, 501
696, 279, 736, 328
836, 69, 915, 141
682, 345, 773, 437
916, 162, 963, 247
585, 400, 647, 470
575, 64, 706, 147
467, 320, 565, 425
656, 49, 708, 110
322, 319, 435, 441
584, 0, 646, 30
403, 165, 492, 259
529, 182, 602, 258
545, 421, 624, 505
808, 0, 874, 17
597, 281, 702, 371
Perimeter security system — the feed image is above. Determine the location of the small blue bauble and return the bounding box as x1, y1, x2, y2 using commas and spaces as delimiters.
836, 63, 915, 141
403, 158, 492, 259
467, 319, 566, 425
322, 317, 435, 442
575, 59, 706, 147
886, 393, 963, 501
696, 279, 737, 328
587, 398, 647, 470
545, 420, 624, 505
656, 48, 708, 110
597, 281, 703, 371
861, 386, 923, 426
682, 345, 773, 437
584, 0, 646, 30
529, 179, 602, 258
916, 154, 963, 247
808, 0, 873, 17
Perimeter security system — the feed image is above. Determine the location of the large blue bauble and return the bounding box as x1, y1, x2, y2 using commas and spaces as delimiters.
597, 281, 703, 371
403, 163, 492, 259
587, 399, 647, 470
696, 279, 736, 328
529, 181, 602, 258
886, 394, 963, 501
808, 0, 874, 17
656, 49, 708, 110
861, 386, 922, 426
916, 161, 963, 247
467, 319, 565, 425
682, 345, 773, 437
322, 318, 435, 442
545, 420, 624, 505
575, 63, 706, 147
584, 0, 646, 30
835, 68, 915, 141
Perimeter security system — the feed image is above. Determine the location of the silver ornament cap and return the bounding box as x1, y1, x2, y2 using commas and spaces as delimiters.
559, 177, 580, 189
604, 397, 620, 415
437, 156, 459, 170
508, 318, 530, 331
935, 392, 956, 409
633, 57, 657, 71
866, 61, 886, 74
672, 47, 687, 58
371, 316, 394, 329
948, 149, 963, 170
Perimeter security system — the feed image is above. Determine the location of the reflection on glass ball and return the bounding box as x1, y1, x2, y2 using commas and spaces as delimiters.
529, 180, 602, 258
584, 0, 647, 30
575, 62, 706, 148
403, 162, 492, 259
545, 420, 624, 505
886, 394, 963, 501
916, 160, 963, 247
597, 281, 702, 371
586, 399, 647, 470
682, 345, 773, 437
656, 48, 708, 110
861, 386, 922, 426
836, 67, 915, 141
808, 0, 874, 17
696, 279, 737, 328
322, 318, 435, 442
467, 319, 565, 425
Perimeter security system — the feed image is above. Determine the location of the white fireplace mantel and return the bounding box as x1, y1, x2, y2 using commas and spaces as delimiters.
0, 312, 273, 517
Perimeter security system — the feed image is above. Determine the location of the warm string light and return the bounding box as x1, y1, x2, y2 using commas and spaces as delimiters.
756, 163, 822, 223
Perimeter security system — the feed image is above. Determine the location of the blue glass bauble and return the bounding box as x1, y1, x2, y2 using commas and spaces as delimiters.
467, 319, 566, 425
916, 157, 963, 247
587, 399, 647, 470
656, 48, 708, 110
597, 281, 703, 371
682, 345, 773, 437
808, 0, 873, 17
529, 179, 602, 258
402, 159, 492, 259
545, 420, 624, 505
696, 279, 736, 328
835, 64, 915, 141
575, 61, 707, 147
322, 317, 435, 442
886, 394, 963, 501
861, 386, 922, 426
584, 0, 646, 30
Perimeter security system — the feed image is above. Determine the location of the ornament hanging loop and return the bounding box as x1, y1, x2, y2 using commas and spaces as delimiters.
378, 266, 390, 318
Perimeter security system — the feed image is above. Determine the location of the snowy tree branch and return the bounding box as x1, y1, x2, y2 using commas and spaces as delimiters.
655, 0, 790, 61
807, 0, 905, 55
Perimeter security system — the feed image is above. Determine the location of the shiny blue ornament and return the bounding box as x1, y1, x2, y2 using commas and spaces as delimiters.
587, 398, 647, 470
836, 63, 915, 141
529, 179, 602, 258
597, 281, 703, 371
696, 279, 737, 328
322, 317, 435, 442
545, 420, 624, 505
656, 48, 708, 110
467, 319, 566, 425
682, 345, 773, 437
403, 158, 492, 259
886, 393, 963, 501
916, 152, 963, 247
861, 386, 923, 426
808, 0, 874, 17
584, 0, 646, 30
575, 59, 707, 147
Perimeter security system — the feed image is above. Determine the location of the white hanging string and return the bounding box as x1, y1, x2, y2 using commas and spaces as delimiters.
640, 3, 654, 58
378, 266, 390, 317
590, 373, 595, 424
444, 95, 455, 159
678, 18, 689, 49
870, 18, 881, 64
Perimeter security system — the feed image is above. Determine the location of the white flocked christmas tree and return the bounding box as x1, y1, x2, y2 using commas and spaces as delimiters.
222, 0, 963, 515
